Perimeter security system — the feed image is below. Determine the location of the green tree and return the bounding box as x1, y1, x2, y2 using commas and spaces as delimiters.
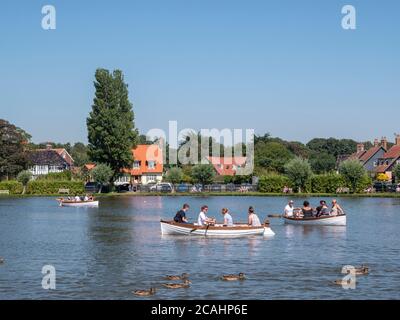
87, 69, 138, 183
255, 141, 293, 173
17, 170, 32, 194
339, 159, 366, 193
284, 158, 313, 193
165, 167, 183, 184
91, 163, 113, 193
191, 164, 215, 186
309, 152, 337, 174
70, 142, 89, 167
0, 119, 30, 180
392, 164, 400, 183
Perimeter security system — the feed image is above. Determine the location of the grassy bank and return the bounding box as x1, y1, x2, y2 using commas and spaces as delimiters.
2, 191, 400, 198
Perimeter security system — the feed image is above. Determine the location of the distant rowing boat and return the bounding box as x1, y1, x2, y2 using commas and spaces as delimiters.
160, 220, 275, 237
283, 214, 346, 226
57, 199, 99, 207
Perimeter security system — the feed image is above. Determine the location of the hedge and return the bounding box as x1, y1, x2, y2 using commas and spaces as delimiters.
26, 180, 84, 195
258, 174, 291, 193
0, 181, 23, 194
309, 174, 346, 193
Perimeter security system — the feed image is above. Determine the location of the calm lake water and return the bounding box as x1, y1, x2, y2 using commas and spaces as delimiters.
0, 195, 399, 300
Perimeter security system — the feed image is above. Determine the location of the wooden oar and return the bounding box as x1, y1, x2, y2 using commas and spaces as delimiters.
267, 214, 283, 218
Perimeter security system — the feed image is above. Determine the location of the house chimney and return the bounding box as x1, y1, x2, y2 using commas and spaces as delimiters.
374, 139, 379, 147
395, 134, 400, 146
381, 137, 388, 150
46, 143, 52, 150
357, 143, 365, 153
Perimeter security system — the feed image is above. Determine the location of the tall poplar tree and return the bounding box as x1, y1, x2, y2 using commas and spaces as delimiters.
87, 69, 138, 182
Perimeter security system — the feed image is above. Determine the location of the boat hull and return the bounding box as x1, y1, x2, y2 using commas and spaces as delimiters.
59, 200, 99, 207
160, 220, 275, 237
283, 215, 346, 226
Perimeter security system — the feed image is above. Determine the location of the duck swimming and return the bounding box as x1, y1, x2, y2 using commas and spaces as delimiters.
333, 279, 354, 286
164, 273, 189, 280
221, 273, 246, 281
354, 265, 369, 275
132, 288, 156, 296
162, 280, 191, 289
0, 257, 4, 264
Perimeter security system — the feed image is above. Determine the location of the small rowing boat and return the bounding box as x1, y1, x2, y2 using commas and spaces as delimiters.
57, 199, 99, 207
160, 220, 275, 237
283, 214, 346, 226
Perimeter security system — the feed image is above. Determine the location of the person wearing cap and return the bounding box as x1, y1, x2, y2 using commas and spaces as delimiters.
284, 200, 295, 217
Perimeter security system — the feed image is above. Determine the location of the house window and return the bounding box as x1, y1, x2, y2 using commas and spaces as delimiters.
373, 161, 378, 167
147, 161, 155, 169
133, 161, 141, 169
147, 175, 156, 182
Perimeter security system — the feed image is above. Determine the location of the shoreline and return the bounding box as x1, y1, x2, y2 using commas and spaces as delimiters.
1, 192, 400, 199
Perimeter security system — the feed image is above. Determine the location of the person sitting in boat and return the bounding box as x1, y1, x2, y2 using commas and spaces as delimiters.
221, 208, 234, 226
174, 203, 190, 223
316, 201, 330, 217
84, 194, 89, 202
248, 206, 261, 226
284, 200, 294, 217
197, 205, 215, 226
330, 199, 344, 216
316, 200, 326, 216
74, 195, 81, 202
301, 201, 314, 218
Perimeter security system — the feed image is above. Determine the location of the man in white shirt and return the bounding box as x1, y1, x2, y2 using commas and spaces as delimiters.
284, 200, 294, 217
197, 205, 215, 226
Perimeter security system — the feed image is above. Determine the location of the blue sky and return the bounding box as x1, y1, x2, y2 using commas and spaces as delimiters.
0, 0, 399, 144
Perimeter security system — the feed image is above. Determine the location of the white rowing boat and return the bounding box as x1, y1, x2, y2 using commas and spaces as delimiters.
160, 220, 275, 237
58, 200, 99, 207
283, 214, 346, 226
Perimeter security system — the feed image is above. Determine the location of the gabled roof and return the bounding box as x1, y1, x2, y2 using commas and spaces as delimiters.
359, 146, 385, 163
206, 156, 247, 176
129, 144, 163, 175
382, 145, 400, 159
28, 149, 70, 167
348, 150, 367, 161
35, 148, 74, 166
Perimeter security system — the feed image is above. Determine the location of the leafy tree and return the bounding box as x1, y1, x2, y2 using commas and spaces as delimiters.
70, 142, 89, 167
255, 141, 293, 173
17, 170, 32, 194
191, 164, 215, 186
284, 158, 313, 193
309, 152, 337, 174
307, 138, 358, 158
339, 159, 366, 193
0, 119, 30, 180
393, 164, 400, 183
87, 69, 138, 183
91, 163, 113, 193
165, 167, 183, 184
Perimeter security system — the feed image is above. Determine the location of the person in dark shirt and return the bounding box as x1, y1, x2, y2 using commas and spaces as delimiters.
316, 200, 327, 217
174, 203, 190, 223
301, 201, 314, 218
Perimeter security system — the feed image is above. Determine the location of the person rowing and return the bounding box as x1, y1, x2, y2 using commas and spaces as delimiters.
197, 205, 215, 226
284, 200, 295, 217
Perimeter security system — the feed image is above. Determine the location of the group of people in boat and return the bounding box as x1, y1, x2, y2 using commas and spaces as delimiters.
61, 194, 94, 202
173, 203, 262, 227
284, 199, 345, 218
